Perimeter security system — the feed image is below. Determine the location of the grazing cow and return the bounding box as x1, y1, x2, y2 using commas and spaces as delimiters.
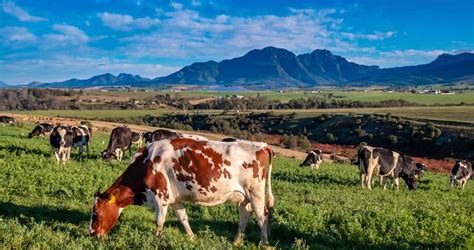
102, 126, 133, 161
144, 129, 208, 143
131, 132, 143, 148
0, 116, 15, 126
300, 150, 323, 169
358, 146, 423, 190
28, 123, 54, 138
450, 160, 472, 189
222, 137, 240, 142
50, 125, 91, 164
89, 138, 275, 245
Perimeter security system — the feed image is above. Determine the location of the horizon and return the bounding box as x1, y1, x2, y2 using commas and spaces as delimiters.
1, 0, 473, 85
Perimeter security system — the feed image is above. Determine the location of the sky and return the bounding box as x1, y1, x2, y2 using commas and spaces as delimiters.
1, 0, 473, 85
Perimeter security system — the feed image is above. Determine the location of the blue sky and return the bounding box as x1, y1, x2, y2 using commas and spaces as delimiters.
1, 0, 473, 84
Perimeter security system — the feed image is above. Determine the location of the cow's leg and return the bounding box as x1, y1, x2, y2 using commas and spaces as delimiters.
53, 148, 60, 164
393, 178, 400, 190
172, 203, 195, 239
461, 179, 467, 189
360, 173, 366, 188
79, 144, 83, 162
86, 143, 90, 157
154, 203, 168, 238
366, 166, 375, 191
249, 190, 269, 245
233, 204, 252, 245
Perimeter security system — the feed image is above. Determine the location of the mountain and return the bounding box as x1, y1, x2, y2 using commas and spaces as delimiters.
156, 47, 381, 88
0, 80, 9, 88
29, 73, 152, 88
356, 52, 474, 85
27, 47, 474, 89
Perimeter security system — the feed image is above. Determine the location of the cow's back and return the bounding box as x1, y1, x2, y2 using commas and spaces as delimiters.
146, 139, 270, 206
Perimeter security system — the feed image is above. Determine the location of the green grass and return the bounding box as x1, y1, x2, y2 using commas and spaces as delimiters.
1, 125, 473, 248
85, 90, 474, 105
9, 105, 474, 124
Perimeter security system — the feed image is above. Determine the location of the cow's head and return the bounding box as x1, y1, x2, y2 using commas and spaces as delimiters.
450, 160, 471, 187
399, 156, 423, 190
89, 189, 122, 237
143, 132, 153, 143
300, 150, 323, 169
51, 126, 73, 147
102, 151, 112, 161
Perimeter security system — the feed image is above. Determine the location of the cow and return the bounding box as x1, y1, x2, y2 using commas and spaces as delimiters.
131, 132, 143, 148
222, 137, 240, 142
358, 146, 423, 190
144, 129, 208, 144
89, 138, 275, 245
102, 126, 133, 161
450, 160, 472, 189
50, 125, 91, 164
300, 149, 323, 169
28, 123, 54, 138
0, 116, 15, 126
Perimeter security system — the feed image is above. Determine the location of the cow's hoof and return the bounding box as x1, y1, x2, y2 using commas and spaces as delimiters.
232, 239, 242, 246
156, 231, 163, 239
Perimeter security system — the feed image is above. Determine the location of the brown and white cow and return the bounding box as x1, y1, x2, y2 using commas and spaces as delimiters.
300, 150, 323, 169
89, 138, 274, 245
358, 146, 423, 190
450, 160, 472, 189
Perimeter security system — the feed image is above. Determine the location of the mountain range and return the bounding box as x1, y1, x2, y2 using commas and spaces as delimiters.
5, 47, 474, 89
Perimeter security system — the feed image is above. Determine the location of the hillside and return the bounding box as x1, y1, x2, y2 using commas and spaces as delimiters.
24, 47, 474, 89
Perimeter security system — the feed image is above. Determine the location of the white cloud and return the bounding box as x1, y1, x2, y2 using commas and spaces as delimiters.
0, 56, 180, 84
380, 49, 449, 57
341, 31, 396, 41
98, 12, 161, 31
117, 6, 362, 60
42, 24, 90, 46
2, 0, 46, 22
0, 26, 37, 46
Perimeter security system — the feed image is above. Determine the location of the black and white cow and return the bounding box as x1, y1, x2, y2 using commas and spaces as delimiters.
0, 116, 15, 126
28, 123, 54, 138
300, 150, 323, 169
50, 125, 91, 164
358, 146, 423, 190
131, 131, 143, 148
144, 129, 208, 144
450, 160, 472, 189
102, 126, 133, 161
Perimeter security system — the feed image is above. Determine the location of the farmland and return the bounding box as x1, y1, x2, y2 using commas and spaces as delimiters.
1, 125, 473, 248
85, 90, 474, 105
8, 105, 474, 124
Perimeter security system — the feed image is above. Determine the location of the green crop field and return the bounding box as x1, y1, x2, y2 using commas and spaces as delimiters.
1, 125, 473, 248
85, 90, 474, 105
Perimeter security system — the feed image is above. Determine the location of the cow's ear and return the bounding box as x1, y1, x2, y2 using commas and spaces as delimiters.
108, 189, 120, 204
316, 149, 323, 154
94, 190, 101, 198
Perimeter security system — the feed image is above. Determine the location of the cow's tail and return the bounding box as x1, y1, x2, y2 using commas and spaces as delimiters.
358, 147, 368, 174
264, 146, 275, 237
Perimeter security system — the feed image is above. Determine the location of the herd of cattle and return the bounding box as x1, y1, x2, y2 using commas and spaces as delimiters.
1, 115, 473, 244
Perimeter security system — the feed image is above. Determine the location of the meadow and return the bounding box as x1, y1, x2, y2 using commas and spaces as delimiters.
86, 90, 474, 105
8, 106, 474, 124
0, 125, 473, 248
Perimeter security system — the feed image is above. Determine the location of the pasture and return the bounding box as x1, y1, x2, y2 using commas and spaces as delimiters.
85, 90, 474, 105
0, 125, 473, 248
8, 105, 474, 124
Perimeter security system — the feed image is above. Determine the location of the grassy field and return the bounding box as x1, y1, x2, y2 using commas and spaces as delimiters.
86, 90, 474, 105
1, 125, 473, 248
7, 106, 474, 124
